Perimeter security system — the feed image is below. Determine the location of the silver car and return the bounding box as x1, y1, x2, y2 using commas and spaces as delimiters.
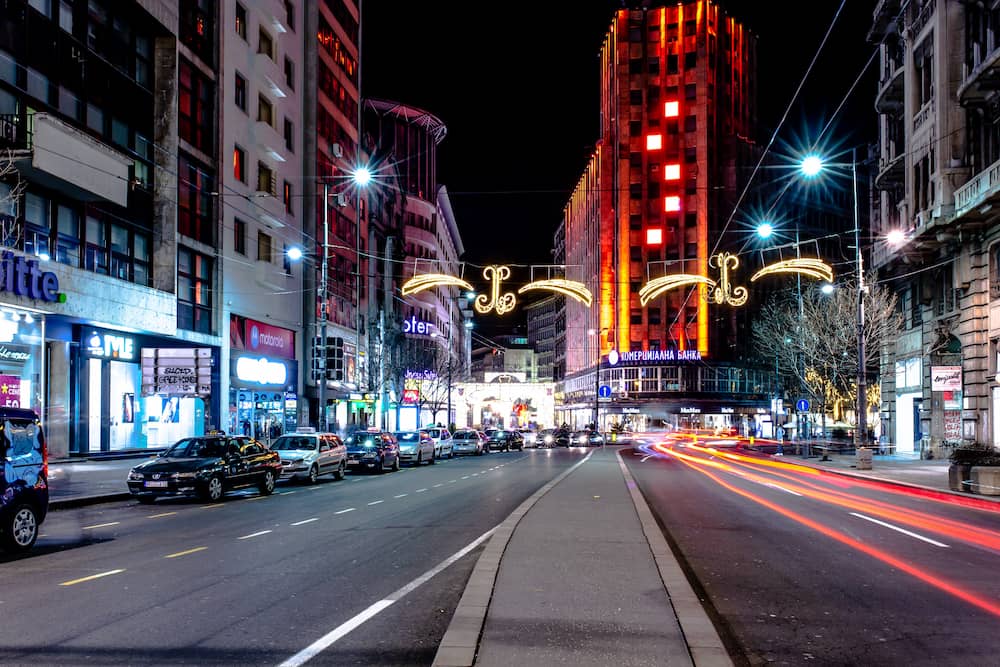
394, 431, 436, 465
271, 431, 347, 483
451, 429, 487, 456
423, 427, 454, 459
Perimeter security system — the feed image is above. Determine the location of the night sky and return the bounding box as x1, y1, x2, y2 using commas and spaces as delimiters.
362, 1, 877, 334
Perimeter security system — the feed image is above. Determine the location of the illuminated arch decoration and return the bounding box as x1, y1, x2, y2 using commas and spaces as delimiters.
475, 265, 517, 315
639, 274, 716, 307
518, 278, 593, 307
708, 252, 748, 306
400, 273, 474, 296
750, 257, 834, 284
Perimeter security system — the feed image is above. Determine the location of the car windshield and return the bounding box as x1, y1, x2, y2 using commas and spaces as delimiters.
163, 438, 226, 458
394, 432, 419, 441
454, 431, 477, 439
346, 435, 379, 447
271, 436, 316, 451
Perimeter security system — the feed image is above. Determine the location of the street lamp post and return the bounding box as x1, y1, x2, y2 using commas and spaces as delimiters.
319, 181, 331, 431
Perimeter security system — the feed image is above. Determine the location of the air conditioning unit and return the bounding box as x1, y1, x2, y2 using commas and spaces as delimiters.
333, 193, 348, 207
330, 142, 343, 158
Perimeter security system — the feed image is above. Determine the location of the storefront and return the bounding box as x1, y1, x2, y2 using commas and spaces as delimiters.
229, 316, 298, 442
0, 307, 44, 413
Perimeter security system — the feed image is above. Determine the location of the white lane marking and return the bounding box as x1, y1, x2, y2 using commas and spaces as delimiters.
433, 483, 443, 488
850, 512, 950, 548
148, 512, 177, 518
82, 522, 120, 530
472, 473, 479, 477
278, 491, 297, 495
448, 480, 457, 483
335, 508, 356, 514
641, 455, 652, 462
367, 500, 384, 506
765, 483, 802, 496
461, 476, 469, 480
59, 569, 126, 586
291, 518, 319, 526
278, 526, 497, 667
305, 486, 321, 491
238, 530, 273, 540
393, 494, 408, 498
415, 488, 427, 493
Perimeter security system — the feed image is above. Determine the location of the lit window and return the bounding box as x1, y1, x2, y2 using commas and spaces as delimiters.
664, 164, 681, 180
664, 196, 681, 212
664, 101, 679, 117
646, 228, 663, 245
646, 134, 662, 150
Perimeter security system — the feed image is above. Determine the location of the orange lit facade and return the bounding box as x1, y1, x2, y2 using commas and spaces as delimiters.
560, 2, 767, 430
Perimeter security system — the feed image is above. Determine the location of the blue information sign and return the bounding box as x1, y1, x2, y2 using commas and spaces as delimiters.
796, 398, 810, 412
598, 385, 612, 399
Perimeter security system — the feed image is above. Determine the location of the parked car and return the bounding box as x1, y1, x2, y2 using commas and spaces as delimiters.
423, 426, 453, 459
538, 428, 570, 448
571, 430, 605, 447
394, 431, 436, 466
521, 428, 540, 448
127, 435, 281, 503
452, 429, 487, 456
345, 430, 400, 473
485, 429, 524, 452
0, 408, 48, 553
271, 430, 346, 483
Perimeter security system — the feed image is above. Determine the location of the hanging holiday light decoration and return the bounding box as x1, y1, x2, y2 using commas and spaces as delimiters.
750, 257, 833, 284
639, 274, 715, 307
474, 265, 517, 315
400, 273, 474, 296
517, 278, 593, 307
708, 252, 748, 306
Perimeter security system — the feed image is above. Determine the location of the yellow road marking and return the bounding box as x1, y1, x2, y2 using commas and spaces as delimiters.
59, 569, 125, 586
164, 547, 207, 559
200, 504, 225, 509
81, 522, 120, 530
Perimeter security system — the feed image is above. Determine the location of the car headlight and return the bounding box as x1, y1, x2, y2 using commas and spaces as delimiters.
544, 435, 554, 443
128, 470, 143, 481
173, 472, 198, 480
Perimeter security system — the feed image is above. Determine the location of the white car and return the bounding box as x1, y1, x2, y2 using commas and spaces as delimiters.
451, 429, 487, 456
270, 431, 347, 484
423, 426, 453, 459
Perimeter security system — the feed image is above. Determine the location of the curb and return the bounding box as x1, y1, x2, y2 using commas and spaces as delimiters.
616, 450, 733, 667
431, 451, 596, 667
50, 492, 132, 509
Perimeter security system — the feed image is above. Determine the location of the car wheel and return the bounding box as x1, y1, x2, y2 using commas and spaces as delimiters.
137, 496, 156, 505
392, 455, 400, 472
307, 464, 319, 485
200, 475, 225, 502
375, 458, 384, 474
2, 503, 38, 553
333, 460, 346, 480
429, 451, 436, 465
416, 452, 422, 467
258, 470, 276, 496
476, 447, 483, 456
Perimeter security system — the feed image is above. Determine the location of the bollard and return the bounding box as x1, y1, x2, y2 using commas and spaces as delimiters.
856, 446, 873, 470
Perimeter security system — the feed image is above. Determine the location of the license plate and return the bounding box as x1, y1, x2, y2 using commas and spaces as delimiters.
145, 480, 169, 488
346, 460, 359, 465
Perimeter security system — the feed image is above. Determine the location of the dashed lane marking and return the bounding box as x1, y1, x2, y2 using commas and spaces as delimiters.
291, 518, 319, 526
415, 488, 428, 493
367, 500, 384, 506
59, 569, 125, 586
335, 508, 356, 514
148, 512, 177, 518
394, 494, 408, 498
238, 530, 273, 540
164, 547, 207, 559
82, 522, 120, 530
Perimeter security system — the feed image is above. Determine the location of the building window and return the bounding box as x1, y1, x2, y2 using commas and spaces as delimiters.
179, 59, 215, 154
234, 72, 247, 112
684, 52, 696, 69
664, 196, 681, 212
283, 181, 293, 214
85, 214, 109, 275
234, 145, 246, 182
178, 246, 212, 334
284, 1, 295, 30
284, 57, 295, 90
257, 162, 275, 195
258, 27, 274, 60
646, 228, 663, 245
257, 94, 273, 126
648, 309, 662, 325
646, 134, 662, 150
180, 0, 214, 63
283, 118, 294, 152
283, 244, 292, 274
629, 89, 643, 105
257, 231, 272, 263
664, 164, 680, 180
178, 154, 215, 245
685, 83, 696, 100
664, 101, 679, 117
235, 3, 247, 40
631, 309, 643, 325
234, 218, 247, 255
684, 116, 696, 133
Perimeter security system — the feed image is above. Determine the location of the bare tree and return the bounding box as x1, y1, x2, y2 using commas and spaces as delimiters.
0, 151, 24, 248
752, 274, 902, 435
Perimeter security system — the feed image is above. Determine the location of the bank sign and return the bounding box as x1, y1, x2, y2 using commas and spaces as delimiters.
606, 349, 702, 365
0, 252, 63, 302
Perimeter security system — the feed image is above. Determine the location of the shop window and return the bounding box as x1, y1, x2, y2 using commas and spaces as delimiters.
234, 217, 247, 255
178, 246, 212, 334
179, 59, 215, 154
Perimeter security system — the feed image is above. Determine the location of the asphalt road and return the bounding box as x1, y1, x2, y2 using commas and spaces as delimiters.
0, 448, 587, 665
623, 437, 1000, 666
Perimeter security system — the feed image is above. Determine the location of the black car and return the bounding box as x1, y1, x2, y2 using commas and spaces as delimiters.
538, 428, 571, 448
345, 430, 400, 473
127, 435, 281, 503
0, 408, 48, 553
485, 429, 524, 452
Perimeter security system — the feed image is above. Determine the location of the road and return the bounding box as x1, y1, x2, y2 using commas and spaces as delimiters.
623, 434, 1000, 666
0, 449, 587, 665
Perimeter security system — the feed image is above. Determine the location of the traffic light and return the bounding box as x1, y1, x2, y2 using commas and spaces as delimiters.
325, 336, 344, 381
310, 336, 325, 382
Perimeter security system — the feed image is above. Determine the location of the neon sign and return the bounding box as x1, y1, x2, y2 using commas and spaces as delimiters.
401, 316, 433, 336
607, 349, 702, 365
474, 265, 517, 315
235, 356, 288, 385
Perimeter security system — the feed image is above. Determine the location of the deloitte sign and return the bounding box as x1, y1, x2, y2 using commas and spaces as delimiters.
606, 349, 702, 365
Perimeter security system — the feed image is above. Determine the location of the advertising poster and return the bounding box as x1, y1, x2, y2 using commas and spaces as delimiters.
0, 374, 21, 407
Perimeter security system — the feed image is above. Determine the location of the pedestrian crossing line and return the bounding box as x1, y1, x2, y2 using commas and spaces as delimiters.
164, 547, 207, 559
59, 569, 125, 586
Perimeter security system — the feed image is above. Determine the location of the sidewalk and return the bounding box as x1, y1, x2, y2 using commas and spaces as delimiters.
786, 451, 961, 494
47, 452, 158, 508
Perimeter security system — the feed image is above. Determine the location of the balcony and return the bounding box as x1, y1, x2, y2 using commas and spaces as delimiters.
254, 119, 287, 164
875, 61, 904, 113
867, 0, 902, 42
954, 155, 1000, 221
254, 51, 286, 99
0, 113, 132, 207
957, 42, 1000, 106
874, 150, 904, 190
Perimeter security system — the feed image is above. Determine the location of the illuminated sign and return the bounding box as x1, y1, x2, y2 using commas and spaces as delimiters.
606, 349, 702, 365
680, 407, 701, 414
0, 252, 63, 302
85, 332, 136, 360
402, 316, 432, 336
475, 265, 517, 315
235, 356, 288, 386
142, 347, 213, 397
